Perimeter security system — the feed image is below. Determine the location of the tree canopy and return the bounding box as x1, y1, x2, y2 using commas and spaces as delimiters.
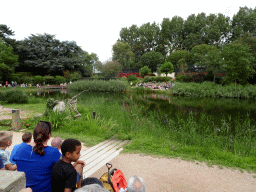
139, 51, 164, 72
16, 33, 85, 76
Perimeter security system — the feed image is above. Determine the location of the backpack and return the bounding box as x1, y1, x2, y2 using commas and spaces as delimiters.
100, 163, 127, 192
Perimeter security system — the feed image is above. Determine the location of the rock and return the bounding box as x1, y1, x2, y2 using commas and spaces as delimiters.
53, 101, 66, 112
34, 113, 43, 118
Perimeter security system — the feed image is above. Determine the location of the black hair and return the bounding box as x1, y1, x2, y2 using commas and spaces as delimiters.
61, 138, 81, 157
33, 122, 52, 156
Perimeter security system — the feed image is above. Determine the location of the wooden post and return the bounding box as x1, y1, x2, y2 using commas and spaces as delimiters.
12, 109, 20, 130
92, 111, 96, 119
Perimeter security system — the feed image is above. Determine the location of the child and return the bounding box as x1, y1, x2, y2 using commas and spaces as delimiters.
51, 138, 85, 192
10, 132, 32, 164
0, 131, 17, 170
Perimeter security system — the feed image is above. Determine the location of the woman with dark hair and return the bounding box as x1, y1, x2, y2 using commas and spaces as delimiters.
13, 121, 61, 192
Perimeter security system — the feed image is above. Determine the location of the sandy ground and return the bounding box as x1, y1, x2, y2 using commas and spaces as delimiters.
1, 107, 256, 192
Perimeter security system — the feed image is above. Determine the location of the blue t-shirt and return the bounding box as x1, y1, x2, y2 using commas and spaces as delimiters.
13, 144, 61, 192
0, 156, 4, 169
10, 143, 27, 164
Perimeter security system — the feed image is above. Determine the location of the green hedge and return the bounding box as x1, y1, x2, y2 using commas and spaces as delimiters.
0, 89, 28, 103
143, 76, 172, 83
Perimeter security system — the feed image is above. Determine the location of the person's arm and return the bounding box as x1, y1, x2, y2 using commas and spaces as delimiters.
64, 189, 72, 192
5, 163, 17, 171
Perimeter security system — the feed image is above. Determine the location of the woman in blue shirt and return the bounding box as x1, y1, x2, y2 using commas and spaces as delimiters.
13, 121, 61, 192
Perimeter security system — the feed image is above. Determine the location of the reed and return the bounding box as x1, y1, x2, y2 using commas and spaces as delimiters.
171, 82, 256, 99
68, 79, 128, 92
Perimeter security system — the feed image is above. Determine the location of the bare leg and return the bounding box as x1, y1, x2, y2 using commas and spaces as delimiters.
74, 164, 83, 188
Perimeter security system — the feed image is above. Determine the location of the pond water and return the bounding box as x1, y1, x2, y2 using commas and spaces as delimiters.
33, 89, 256, 136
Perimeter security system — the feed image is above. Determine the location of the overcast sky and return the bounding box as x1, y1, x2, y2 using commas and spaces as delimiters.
1, 0, 255, 62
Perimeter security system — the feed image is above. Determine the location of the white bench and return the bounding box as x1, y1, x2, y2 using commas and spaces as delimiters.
79, 139, 131, 178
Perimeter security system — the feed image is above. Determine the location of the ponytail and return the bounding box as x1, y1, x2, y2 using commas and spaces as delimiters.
33, 122, 51, 156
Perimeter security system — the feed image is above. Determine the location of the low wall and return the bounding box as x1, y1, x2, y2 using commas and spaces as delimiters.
0, 170, 26, 192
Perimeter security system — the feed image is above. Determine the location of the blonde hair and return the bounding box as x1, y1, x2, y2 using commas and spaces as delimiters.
0, 131, 13, 147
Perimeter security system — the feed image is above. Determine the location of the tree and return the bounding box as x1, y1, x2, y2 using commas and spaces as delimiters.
97, 60, 122, 78
0, 25, 17, 51
221, 42, 255, 84
112, 41, 135, 68
139, 66, 151, 77
139, 51, 164, 72
16, 33, 85, 76
182, 13, 231, 51
159, 62, 174, 76
190, 44, 218, 67
0, 39, 18, 83
83, 52, 99, 77
231, 6, 256, 41
166, 50, 191, 68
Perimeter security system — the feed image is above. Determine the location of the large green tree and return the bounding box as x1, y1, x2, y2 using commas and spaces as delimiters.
231, 6, 256, 41
0, 25, 17, 50
16, 33, 85, 76
82, 52, 99, 77
0, 39, 18, 82
112, 41, 135, 68
182, 13, 231, 51
159, 62, 174, 76
221, 42, 255, 84
139, 51, 164, 72
166, 50, 191, 68
96, 60, 122, 78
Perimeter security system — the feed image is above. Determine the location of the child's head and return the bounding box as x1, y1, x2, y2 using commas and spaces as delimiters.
61, 138, 81, 162
0, 131, 13, 148
33, 121, 52, 156
51, 137, 63, 150
22, 132, 32, 143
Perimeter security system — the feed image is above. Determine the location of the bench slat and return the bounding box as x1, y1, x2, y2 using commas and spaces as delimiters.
82, 140, 129, 178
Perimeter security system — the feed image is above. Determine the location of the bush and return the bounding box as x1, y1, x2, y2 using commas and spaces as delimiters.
2, 90, 28, 103
127, 75, 137, 82
175, 74, 193, 82
143, 76, 152, 83
70, 72, 82, 82
139, 66, 151, 77
33, 76, 44, 85
20, 76, 33, 84
55, 76, 66, 85
43, 75, 55, 84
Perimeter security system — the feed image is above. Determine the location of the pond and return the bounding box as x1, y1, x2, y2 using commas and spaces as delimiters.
33, 89, 256, 137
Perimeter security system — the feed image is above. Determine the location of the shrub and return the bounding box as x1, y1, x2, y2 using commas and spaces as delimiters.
43, 75, 55, 84
127, 75, 137, 82
55, 76, 66, 84
175, 74, 193, 82
70, 72, 82, 82
20, 76, 33, 84
139, 66, 151, 77
33, 76, 44, 85
2, 90, 28, 103
143, 76, 152, 83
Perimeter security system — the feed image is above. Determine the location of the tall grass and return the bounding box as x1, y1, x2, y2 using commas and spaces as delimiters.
171, 82, 256, 99
12, 91, 256, 172
68, 79, 128, 92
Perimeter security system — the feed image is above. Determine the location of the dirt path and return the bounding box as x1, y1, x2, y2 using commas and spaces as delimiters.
1, 107, 256, 191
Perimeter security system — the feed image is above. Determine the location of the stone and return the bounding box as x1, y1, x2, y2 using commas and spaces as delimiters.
0, 170, 26, 192
53, 101, 66, 112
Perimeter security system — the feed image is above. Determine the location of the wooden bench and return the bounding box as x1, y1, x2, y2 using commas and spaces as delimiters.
79, 139, 131, 179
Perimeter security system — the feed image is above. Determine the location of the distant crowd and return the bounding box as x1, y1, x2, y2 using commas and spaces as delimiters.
131, 81, 174, 90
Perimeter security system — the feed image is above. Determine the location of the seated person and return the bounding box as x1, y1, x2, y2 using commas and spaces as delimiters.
74, 184, 109, 192
51, 137, 63, 150
10, 132, 32, 164
13, 121, 61, 192
51, 138, 85, 192
0, 155, 4, 170
0, 131, 17, 170
51, 137, 64, 158
127, 175, 146, 192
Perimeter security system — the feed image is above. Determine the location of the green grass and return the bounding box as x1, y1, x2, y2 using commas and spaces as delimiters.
171, 82, 256, 99
1, 92, 256, 174
68, 79, 128, 92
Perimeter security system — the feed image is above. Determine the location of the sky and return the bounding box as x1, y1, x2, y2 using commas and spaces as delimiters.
1, 0, 255, 62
